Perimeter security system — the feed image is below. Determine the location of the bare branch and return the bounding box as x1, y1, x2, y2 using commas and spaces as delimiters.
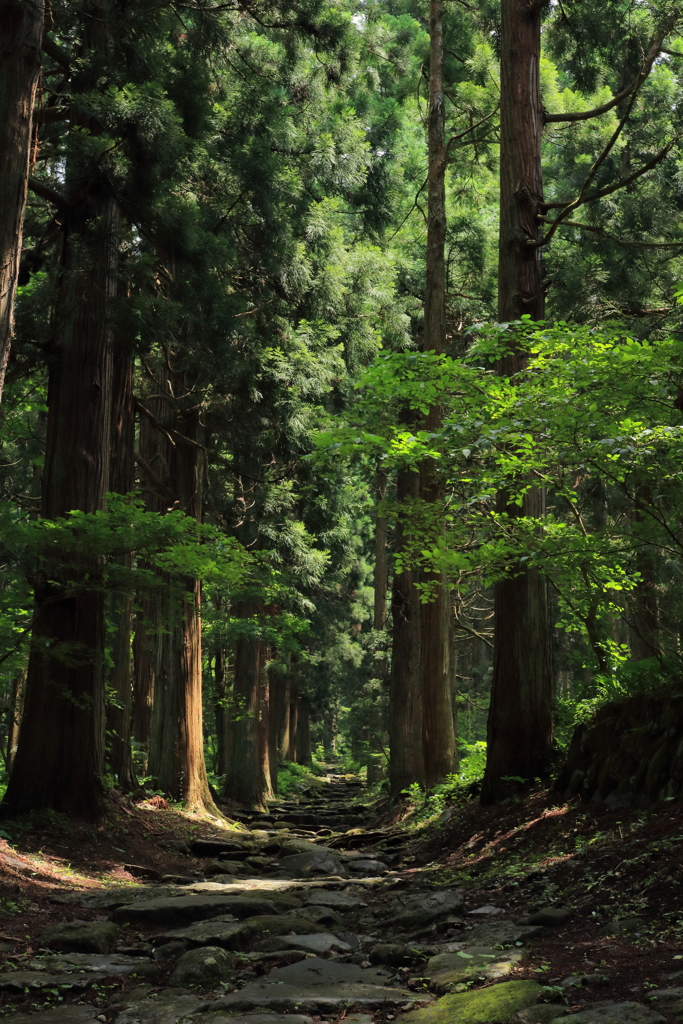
537, 214, 683, 249
28, 176, 71, 211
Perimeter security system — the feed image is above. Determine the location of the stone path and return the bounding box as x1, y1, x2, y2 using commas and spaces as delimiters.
0, 770, 673, 1024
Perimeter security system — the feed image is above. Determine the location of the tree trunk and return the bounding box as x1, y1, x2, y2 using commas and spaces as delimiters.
214, 649, 228, 777
268, 663, 282, 793
3, 199, 118, 819
0, 0, 43, 402
259, 644, 274, 799
223, 616, 270, 810
389, 468, 425, 798
6, 669, 26, 772
287, 683, 298, 762
373, 469, 388, 679
420, 0, 457, 789
276, 660, 291, 762
481, 0, 552, 803
106, 338, 136, 791
148, 399, 217, 812
296, 697, 312, 765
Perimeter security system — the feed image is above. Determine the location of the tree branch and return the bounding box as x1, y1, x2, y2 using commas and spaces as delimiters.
543, 26, 668, 124
537, 215, 683, 249
42, 35, 71, 71
28, 177, 72, 211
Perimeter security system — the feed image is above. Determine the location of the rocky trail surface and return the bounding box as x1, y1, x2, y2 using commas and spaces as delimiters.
0, 772, 682, 1024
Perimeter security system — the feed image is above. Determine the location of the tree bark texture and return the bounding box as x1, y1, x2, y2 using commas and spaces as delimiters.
106, 337, 136, 791
373, 469, 388, 679
214, 649, 228, 777
147, 396, 216, 812
296, 697, 312, 765
420, 0, 457, 789
3, 200, 119, 819
287, 683, 298, 762
389, 468, 425, 798
6, 669, 26, 772
267, 663, 282, 793
276, 660, 291, 762
0, 0, 43, 402
481, 0, 553, 803
223, 618, 270, 810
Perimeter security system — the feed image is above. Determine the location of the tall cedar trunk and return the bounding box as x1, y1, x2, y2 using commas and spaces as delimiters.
296, 698, 312, 765
0, 0, 43, 402
287, 683, 298, 762
6, 669, 26, 771
131, 394, 172, 749
420, 0, 456, 788
258, 644, 273, 799
148, 398, 216, 811
223, 616, 269, 810
214, 649, 228, 776
106, 337, 136, 790
373, 470, 388, 679
389, 467, 425, 797
268, 664, 281, 793
276, 660, 291, 762
3, 199, 118, 819
481, 0, 552, 803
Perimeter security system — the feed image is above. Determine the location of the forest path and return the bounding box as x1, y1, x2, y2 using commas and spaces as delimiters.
0, 774, 675, 1024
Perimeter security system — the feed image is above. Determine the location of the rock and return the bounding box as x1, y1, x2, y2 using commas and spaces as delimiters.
388, 889, 465, 929
191, 839, 249, 857
154, 940, 189, 960
124, 864, 161, 880
206, 956, 415, 1013
279, 851, 349, 878
113, 991, 206, 1024
169, 945, 234, 988
517, 1006, 569, 1024
407, 980, 542, 1024
154, 914, 328, 950
160, 874, 197, 885
425, 946, 527, 993
301, 891, 363, 911
559, 1003, 665, 1024
288, 905, 345, 928
519, 908, 572, 927
369, 943, 421, 966
27, 952, 155, 977
112, 893, 276, 925
469, 905, 503, 916
206, 861, 237, 875
253, 932, 352, 955
467, 921, 546, 946
3, 1007, 100, 1024
273, 821, 296, 830
116, 941, 155, 957
561, 974, 609, 989
40, 920, 119, 954
162, 839, 192, 855
0, 971, 106, 991
347, 859, 389, 876
200, 1016, 314, 1024
648, 988, 683, 1003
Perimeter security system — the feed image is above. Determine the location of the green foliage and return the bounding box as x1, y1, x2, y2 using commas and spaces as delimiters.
277, 760, 322, 798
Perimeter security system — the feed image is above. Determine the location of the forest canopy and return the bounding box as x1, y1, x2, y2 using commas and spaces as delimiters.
1, 0, 683, 818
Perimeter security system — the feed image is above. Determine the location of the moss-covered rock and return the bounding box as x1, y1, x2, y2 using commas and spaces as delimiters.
408, 980, 542, 1024
425, 947, 527, 994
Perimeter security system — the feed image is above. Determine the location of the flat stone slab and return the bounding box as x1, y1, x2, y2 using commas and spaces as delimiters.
560, 1004, 665, 1024
112, 894, 277, 925
41, 920, 118, 954
154, 915, 327, 950
0, 970, 106, 991
425, 946, 527, 992
253, 933, 352, 955
407, 980, 542, 1024
648, 988, 683, 1004
278, 852, 349, 879
114, 992, 206, 1024
388, 890, 464, 929
517, 1007, 568, 1024
347, 860, 388, 876
3, 1007, 100, 1024
28, 952, 153, 976
301, 891, 363, 910
198, 1016, 314, 1024
205, 956, 415, 1012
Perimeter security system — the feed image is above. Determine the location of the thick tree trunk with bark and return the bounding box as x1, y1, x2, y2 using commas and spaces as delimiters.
296, 697, 312, 765
148, 400, 216, 812
223, 617, 270, 810
0, 0, 43, 402
420, 0, 457, 789
6, 669, 26, 772
389, 468, 425, 798
214, 649, 228, 777
268, 664, 283, 793
3, 199, 119, 820
287, 683, 298, 762
106, 338, 136, 791
481, 0, 552, 802
373, 470, 388, 679
276, 660, 291, 762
